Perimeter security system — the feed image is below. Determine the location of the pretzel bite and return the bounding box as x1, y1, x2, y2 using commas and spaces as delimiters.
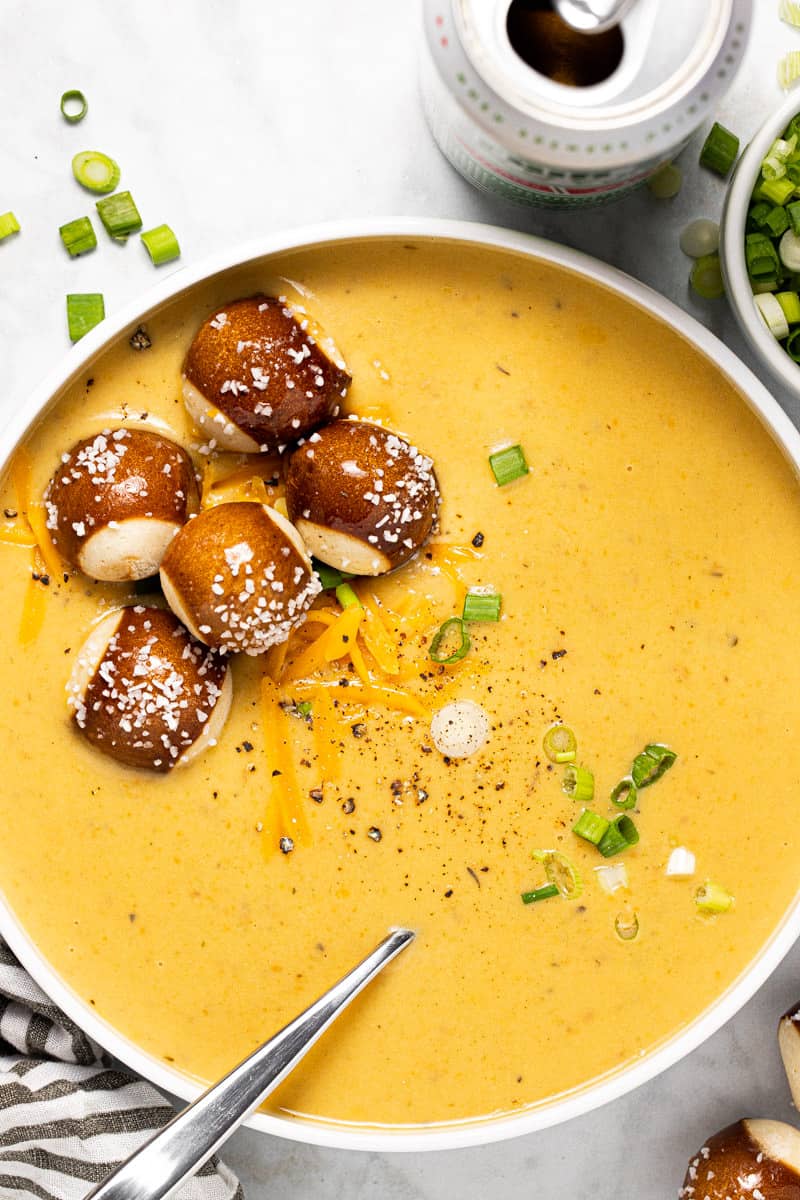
159, 501, 321, 655
680, 1120, 800, 1199
284, 419, 439, 575
182, 295, 350, 453
45, 428, 198, 581
67, 606, 231, 772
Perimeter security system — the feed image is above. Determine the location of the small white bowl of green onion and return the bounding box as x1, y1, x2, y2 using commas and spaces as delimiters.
720, 90, 800, 395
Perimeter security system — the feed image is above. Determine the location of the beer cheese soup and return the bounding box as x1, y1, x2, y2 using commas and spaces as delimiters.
1, 238, 800, 1130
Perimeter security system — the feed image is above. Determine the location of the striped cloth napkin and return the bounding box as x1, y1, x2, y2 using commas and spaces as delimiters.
0, 937, 243, 1199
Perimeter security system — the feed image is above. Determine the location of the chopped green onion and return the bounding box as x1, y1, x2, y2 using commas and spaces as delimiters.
336, 582, 361, 610
489, 443, 529, 486
572, 808, 609, 846
141, 223, 180, 266
595, 863, 628, 894
597, 814, 639, 858
747, 202, 772, 230
762, 205, 790, 238
614, 910, 640, 941
787, 201, 800, 236
60, 89, 88, 123
777, 291, 800, 324
695, 881, 734, 914
755, 292, 790, 339
543, 723, 576, 764
295, 700, 312, 718
646, 163, 682, 200
462, 590, 501, 622
787, 328, 800, 361
631, 743, 677, 788
59, 216, 96, 257
0, 212, 20, 241
562, 764, 594, 803
96, 190, 142, 238
429, 617, 470, 664
72, 150, 121, 194
521, 883, 559, 905
780, 229, 800, 271
312, 558, 351, 590
762, 155, 788, 182
781, 0, 800, 28
699, 122, 739, 177
746, 232, 782, 279
757, 176, 796, 206
610, 776, 637, 810
679, 218, 719, 259
778, 50, 800, 92
690, 254, 724, 300
66, 293, 105, 342
532, 849, 583, 900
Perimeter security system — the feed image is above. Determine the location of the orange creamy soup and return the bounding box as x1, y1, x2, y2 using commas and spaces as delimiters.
1, 238, 800, 1130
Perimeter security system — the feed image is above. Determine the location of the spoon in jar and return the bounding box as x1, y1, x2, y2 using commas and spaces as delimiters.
553, 0, 639, 34
84, 927, 415, 1200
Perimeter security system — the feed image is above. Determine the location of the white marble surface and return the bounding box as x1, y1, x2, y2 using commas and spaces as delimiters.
3, 2, 800, 1197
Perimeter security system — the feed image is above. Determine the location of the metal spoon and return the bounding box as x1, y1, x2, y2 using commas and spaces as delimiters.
85, 928, 415, 1200
553, 0, 639, 34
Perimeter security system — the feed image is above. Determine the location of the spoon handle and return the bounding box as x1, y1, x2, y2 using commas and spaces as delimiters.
85, 928, 415, 1200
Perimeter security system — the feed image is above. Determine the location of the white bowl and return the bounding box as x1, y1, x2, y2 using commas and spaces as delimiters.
720, 89, 800, 397
4, 218, 800, 1153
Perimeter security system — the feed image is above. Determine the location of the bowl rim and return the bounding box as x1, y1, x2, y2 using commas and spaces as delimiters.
4, 215, 800, 1153
720, 88, 800, 396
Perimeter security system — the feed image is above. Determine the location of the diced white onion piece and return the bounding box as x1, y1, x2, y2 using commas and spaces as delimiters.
430, 700, 490, 758
594, 863, 628, 894
679, 218, 719, 259
666, 846, 696, 878
779, 229, 800, 271
755, 292, 790, 339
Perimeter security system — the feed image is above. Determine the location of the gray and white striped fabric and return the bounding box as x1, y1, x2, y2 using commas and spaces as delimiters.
0, 938, 244, 1200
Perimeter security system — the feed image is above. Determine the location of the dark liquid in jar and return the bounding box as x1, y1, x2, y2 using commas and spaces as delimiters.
506, 0, 624, 87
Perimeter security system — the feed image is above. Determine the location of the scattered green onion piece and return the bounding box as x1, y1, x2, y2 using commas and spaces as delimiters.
140, 223, 180, 266
0, 212, 20, 241
786, 162, 800, 186
787, 327, 800, 361
462, 590, 501, 622
312, 558, 351, 590
96, 190, 142, 238
762, 155, 787, 182
778, 51, 800, 92
532, 849, 583, 900
428, 617, 470, 665
614, 910, 640, 941
762, 205, 790, 238
66, 293, 105, 342
777, 290, 800, 325
572, 809, 609, 846
295, 700, 312, 718
59, 216, 96, 257
60, 89, 88, 123
695, 881, 734, 914
755, 292, 790, 339
597, 814, 639, 858
699, 122, 739, 177
788, 202, 800, 237
72, 150, 121, 194
679, 218, 719, 259
646, 163, 682, 200
781, 0, 800, 30
631, 743, 677, 788
610, 776, 637, 810
336, 582, 361, 610
521, 883, 559, 905
757, 176, 795, 206
489, 443, 529, 486
543, 723, 577, 764
690, 254, 724, 300
562, 764, 594, 803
